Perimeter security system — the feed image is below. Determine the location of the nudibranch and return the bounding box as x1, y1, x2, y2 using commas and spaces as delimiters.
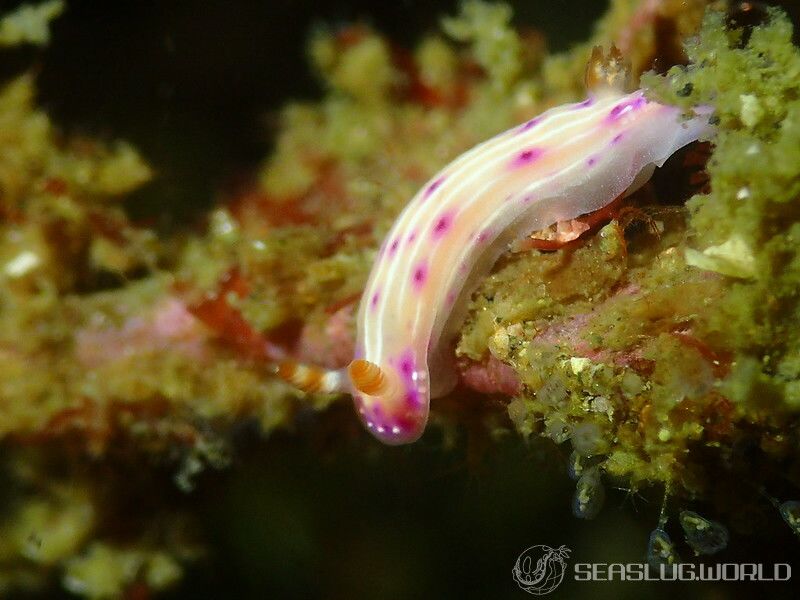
278, 53, 714, 445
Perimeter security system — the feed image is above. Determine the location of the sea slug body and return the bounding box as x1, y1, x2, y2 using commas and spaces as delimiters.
282, 88, 714, 445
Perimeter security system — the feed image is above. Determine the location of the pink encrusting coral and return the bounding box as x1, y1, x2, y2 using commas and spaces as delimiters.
459, 354, 522, 397
76, 297, 210, 368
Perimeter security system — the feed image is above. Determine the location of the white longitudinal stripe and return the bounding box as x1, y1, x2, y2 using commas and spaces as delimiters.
365, 93, 623, 362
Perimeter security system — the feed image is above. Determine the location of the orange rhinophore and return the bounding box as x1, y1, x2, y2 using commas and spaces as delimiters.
348, 359, 390, 396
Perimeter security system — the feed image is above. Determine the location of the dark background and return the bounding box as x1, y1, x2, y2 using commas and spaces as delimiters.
2, 1, 800, 598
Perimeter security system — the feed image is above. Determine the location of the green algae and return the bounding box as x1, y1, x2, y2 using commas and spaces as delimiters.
0, 0, 64, 47
442, 0, 524, 93
643, 8, 800, 417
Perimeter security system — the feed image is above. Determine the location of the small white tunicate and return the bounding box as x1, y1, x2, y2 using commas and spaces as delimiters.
739, 94, 764, 128
648, 528, 679, 569
210, 209, 236, 237
570, 422, 607, 456
679, 510, 729, 555
779, 500, 800, 536
491, 328, 510, 356
590, 396, 612, 418
545, 417, 571, 444
572, 466, 605, 519
536, 376, 568, 407
567, 450, 583, 481
4, 250, 40, 277
570, 357, 592, 375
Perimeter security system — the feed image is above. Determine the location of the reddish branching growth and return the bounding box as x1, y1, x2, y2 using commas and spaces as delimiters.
188, 268, 275, 362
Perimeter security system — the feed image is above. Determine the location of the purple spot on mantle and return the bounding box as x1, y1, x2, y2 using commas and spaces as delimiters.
587, 157, 597, 167
611, 133, 624, 144
405, 389, 421, 408
398, 350, 415, 381
388, 238, 400, 256
510, 147, 545, 169
431, 212, 454, 240
407, 230, 418, 244
476, 229, 492, 244
423, 175, 446, 199
517, 116, 542, 134
370, 291, 380, 310
606, 94, 647, 123
576, 96, 595, 108
370, 403, 387, 422
412, 261, 428, 289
